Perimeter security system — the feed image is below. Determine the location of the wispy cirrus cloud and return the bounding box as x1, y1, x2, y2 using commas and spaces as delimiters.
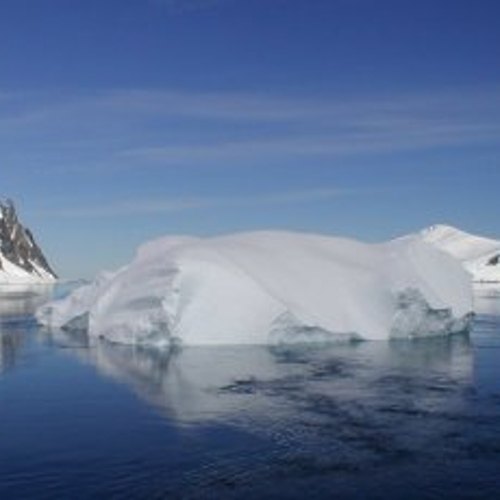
2, 85, 500, 176
118, 121, 500, 167
3, 84, 499, 128
64, 85, 500, 126
43, 187, 354, 218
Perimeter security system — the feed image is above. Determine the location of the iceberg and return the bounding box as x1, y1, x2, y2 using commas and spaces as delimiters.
37, 231, 473, 346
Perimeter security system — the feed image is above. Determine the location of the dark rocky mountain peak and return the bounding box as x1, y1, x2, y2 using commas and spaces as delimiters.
0, 199, 57, 280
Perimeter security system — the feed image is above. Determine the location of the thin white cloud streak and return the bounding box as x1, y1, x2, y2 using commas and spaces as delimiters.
0, 88, 349, 128
72, 85, 500, 124
44, 188, 354, 218
118, 122, 500, 166
2, 85, 499, 173
2, 85, 499, 126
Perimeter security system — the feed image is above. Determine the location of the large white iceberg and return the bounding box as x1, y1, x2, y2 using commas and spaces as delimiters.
37, 231, 473, 346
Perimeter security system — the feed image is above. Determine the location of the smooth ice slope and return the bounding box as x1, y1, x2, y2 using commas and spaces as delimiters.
37, 231, 473, 346
421, 225, 500, 283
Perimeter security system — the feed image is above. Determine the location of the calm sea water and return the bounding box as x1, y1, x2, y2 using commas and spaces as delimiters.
1, 287, 500, 499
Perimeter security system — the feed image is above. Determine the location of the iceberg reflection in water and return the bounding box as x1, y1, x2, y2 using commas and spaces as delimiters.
45, 326, 500, 498
0, 286, 52, 374
63, 334, 474, 430
0, 284, 52, 318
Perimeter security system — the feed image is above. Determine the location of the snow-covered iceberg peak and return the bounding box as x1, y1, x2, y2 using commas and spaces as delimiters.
37, 230, 473, 346
420, 224, 500, 284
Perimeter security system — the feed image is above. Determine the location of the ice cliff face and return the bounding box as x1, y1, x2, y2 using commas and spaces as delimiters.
37, 231, 473, 346
420, 224, 500, 284
0, 199, 57, 284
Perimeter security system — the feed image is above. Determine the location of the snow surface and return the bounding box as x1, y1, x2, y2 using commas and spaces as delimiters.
0, 259, 56, 284
420, 225, 500, 284
37, 230, 473, 346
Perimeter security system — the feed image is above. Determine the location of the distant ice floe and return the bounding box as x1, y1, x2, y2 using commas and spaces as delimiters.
37, 231, 474, 346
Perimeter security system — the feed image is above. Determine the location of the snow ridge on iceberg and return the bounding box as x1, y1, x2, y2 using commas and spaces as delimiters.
420, 224, 500, 284
37, 231, 473, 346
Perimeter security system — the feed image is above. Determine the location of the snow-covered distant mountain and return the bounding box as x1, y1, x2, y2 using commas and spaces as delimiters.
0, 199, 57, 284
420, 224, 500, 284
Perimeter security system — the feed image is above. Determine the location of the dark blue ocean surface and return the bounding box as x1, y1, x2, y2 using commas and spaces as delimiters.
1, 287, 500, 499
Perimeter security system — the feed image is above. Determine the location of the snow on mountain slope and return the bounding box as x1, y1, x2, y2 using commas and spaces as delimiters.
37, 231, 473, 346
0, 199, 57, 284
420, 225, 500, 284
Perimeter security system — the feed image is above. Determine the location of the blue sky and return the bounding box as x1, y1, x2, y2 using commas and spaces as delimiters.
1, 0, 499, 279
